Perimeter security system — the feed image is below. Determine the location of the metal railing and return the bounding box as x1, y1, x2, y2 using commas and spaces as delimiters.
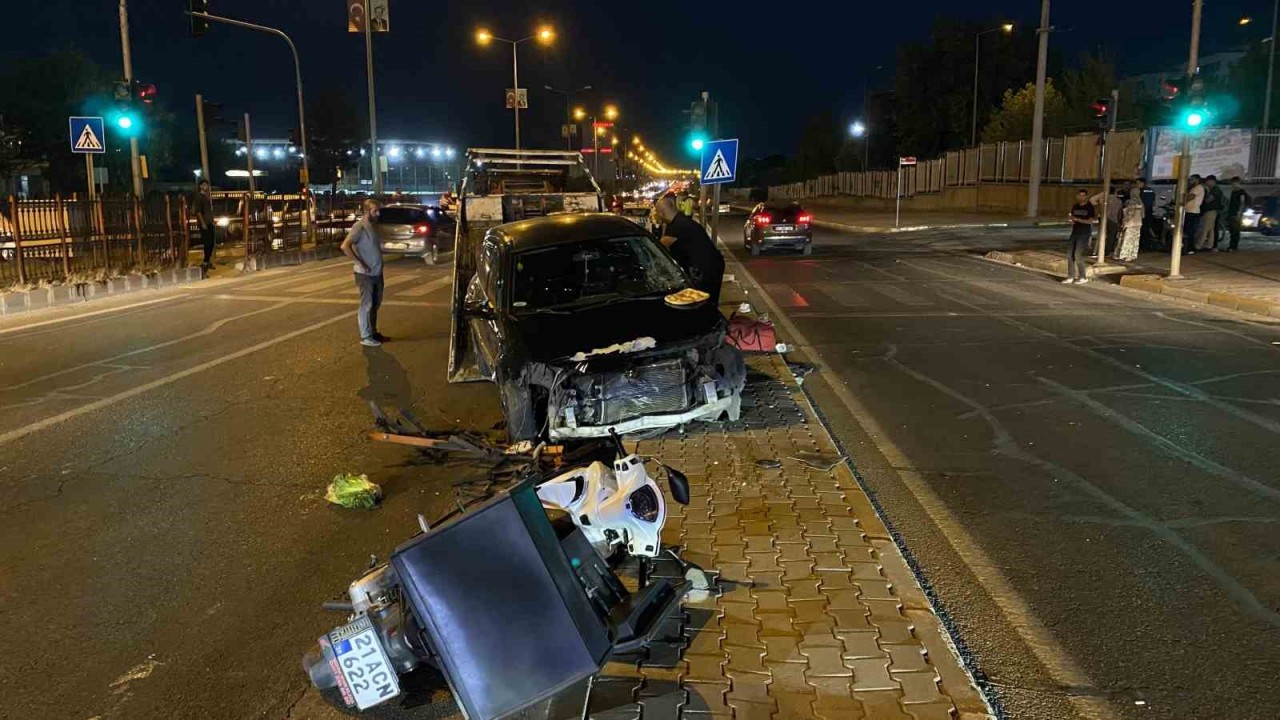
1, 194, 190, 289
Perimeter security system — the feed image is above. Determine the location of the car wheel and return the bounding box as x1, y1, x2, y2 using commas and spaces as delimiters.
424, 244, 439, 265
801, 244, 813, 256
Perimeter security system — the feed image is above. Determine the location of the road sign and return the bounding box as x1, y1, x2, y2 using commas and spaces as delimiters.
505, 88, 528, 109
899, 156, 918, 166
699, 138, 738, 185
69, 117, 106, 154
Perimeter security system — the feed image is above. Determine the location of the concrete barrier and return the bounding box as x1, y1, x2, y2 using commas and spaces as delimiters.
0, 266, 204, 316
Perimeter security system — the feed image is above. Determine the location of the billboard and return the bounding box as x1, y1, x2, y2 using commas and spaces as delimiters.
347, 0, 389, 33
1151, 127, 1252, 180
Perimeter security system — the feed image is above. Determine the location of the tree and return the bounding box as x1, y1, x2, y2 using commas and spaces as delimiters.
306, 89, 364, 191
786, 112, 840, 182
1058, 50, 1118, 132
982, 80, 1067, 142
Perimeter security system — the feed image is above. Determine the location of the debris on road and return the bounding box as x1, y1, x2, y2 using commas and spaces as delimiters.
325, 473, 383, 510
790, 451, 845, 471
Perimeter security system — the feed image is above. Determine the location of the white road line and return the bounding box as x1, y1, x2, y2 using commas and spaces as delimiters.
0, 309, 355, 449
397, 276, 453, 297
864, 283, 932, 306
209, 293, 443, 308
0, 295, 187, 337
283, 274, 362, 294
716, 233, 1115, 720
1, 303, 291, 392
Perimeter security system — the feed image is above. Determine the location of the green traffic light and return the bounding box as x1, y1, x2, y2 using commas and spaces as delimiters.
1185, 111, 1204, 128
116, 116, 134, 130
690, 138, 705, 151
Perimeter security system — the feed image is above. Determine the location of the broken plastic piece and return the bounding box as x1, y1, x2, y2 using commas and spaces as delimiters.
789, 452, 844, 471
754, 459, 783, 469
325, 473, 383, 509
569, 337, 657, 362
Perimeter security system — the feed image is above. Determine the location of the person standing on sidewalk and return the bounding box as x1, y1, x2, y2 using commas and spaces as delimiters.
1224, 177, 1251, 252
1197, 175, 1222, 251
341, 199, 388, 347
1065, 189, 1098, 284
1184, 175, 1205, 254
1115, 183, 1145, 262
192, 179, 215, 269
655, 194, 725, 303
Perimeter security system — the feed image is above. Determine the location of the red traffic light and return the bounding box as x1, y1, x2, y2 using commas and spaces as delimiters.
1160, 79, 1181, 102
1090, 98, 1111, 118
135, 82, 157, 105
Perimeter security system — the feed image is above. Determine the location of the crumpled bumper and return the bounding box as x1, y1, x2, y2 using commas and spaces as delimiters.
550, 393, 741, 439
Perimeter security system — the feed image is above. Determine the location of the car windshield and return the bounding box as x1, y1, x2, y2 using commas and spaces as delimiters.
378, 207, 427, 225
510, 235, 688, 313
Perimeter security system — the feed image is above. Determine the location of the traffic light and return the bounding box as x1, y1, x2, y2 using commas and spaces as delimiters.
1174, 76, 1213, 133
688, 133, 706, 153
1091, 97, 1115, 131
134, 81, 157, 105
189, 0, 210, 37
110, 108, 142, 137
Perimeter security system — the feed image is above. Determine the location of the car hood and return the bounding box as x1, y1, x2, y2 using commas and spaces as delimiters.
510, 296, 722, 364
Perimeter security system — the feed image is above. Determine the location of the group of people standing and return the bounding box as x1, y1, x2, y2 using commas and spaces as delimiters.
1182, 174, 1252, 254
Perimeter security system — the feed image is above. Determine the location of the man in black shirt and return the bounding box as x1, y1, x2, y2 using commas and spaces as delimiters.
1066, 189, 1098, 284
655, 194, 725, 304
192, 179, 215, 269
1224, 176, 1251, 252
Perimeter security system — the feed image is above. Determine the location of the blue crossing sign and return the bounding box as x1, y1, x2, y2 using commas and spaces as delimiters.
69, 116, 106, 154
699, 138, 738, 185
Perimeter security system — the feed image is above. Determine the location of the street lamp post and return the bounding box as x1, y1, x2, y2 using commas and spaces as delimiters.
476, 26, 554, 151
972, 23, 1014, 147
546, 84, 592, 150
849, 120, 867, 171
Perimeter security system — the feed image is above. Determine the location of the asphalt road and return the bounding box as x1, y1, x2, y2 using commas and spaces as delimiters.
720, 214, 1280, 720
0, 256, 495, 720
5, 217, 1280, 720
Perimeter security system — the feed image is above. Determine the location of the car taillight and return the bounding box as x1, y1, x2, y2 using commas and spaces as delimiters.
753, 213, 771, 227
413, 224, 430, 235
797, 213, 812, 224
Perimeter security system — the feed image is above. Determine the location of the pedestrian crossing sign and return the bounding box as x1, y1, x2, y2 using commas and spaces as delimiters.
700, 138, 738, 185
69, 116, 106, 154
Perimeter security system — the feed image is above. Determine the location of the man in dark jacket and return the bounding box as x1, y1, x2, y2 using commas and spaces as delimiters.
192, 179, 215, 268
1224, 177, 1251, 252
655, 194, 724, 304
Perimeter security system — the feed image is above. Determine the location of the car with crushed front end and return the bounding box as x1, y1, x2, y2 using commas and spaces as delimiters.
456, 212, 745, 442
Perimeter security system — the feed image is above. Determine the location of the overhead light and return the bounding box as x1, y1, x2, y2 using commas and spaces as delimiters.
432, 146, 442, 158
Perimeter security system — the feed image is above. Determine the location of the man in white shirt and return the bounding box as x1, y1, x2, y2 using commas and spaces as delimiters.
1183, 175, 1204, 254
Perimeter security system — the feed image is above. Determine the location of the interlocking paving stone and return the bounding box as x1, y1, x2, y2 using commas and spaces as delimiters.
627, 354, 978, 719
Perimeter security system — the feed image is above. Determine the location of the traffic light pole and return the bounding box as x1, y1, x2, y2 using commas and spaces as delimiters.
188, 12, 310, 189
243, 113, 257, 196
1095, 89, 1119, 265
1026, 0, 1051, 218
1169, 0, 1203, 279
118, 0, 144, 197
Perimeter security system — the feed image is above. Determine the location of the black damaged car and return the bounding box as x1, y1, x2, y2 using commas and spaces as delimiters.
453, 213, 745, 441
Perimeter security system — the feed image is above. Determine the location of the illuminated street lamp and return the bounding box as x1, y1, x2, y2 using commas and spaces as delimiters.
474, 23, 556, 150
972, 22, 1015, 145
849, 121, 866, 138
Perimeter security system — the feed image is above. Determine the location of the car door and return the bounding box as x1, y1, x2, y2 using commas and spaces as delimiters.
745, 203, 762, 241
466, 238, 504, 381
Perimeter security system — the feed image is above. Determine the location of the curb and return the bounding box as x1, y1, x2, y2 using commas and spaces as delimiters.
237, 244, 342, 273
814, 219, 1015, 234
0, 266, 204, 317
983, 249, 1128, 279
1118, 273, 1280, 318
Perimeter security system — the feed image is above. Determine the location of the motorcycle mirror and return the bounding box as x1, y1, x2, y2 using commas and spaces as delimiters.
662, 464, 691, 505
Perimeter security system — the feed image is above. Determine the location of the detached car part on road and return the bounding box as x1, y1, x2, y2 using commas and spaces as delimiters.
447, 149, 745, 442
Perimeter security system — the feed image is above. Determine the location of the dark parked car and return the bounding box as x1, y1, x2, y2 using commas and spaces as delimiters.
743, 202, 813, 255
457, 213, 745, 441
374, 204, 455, 264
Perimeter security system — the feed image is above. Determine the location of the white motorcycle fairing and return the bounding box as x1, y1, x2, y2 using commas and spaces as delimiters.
535, 453, 667, 559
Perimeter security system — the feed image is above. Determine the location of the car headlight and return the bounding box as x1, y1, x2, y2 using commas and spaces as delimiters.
1262, 217, 1278, 228
215, 217, 231, 228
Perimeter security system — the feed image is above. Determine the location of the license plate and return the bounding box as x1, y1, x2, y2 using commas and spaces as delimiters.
324, 616, 400, 710
772, 225, 794, 233
384, 241, 408, 250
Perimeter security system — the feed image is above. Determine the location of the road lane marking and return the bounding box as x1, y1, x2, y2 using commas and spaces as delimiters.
0, 295, 188, 338
282, 274, 363, 294
0, 309, 356, 449
1, 303, 290, 392
864, 283, 932, 306
209, 293, 444, 308
715, 233, 1114, 720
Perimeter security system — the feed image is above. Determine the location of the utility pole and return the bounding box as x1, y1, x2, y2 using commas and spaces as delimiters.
698, 91, 709, 229
1169, 0, 1203, 279
1265, 0, 1278, 130
1095, 89, 1120, 265
118, 0, 143, 197
710, 97, 722, 243
512, 43, 521, 151
1027, 0, 1051, 218
243, 113, 257, 196
195, 94, 211, 187
364, 8, 382, 194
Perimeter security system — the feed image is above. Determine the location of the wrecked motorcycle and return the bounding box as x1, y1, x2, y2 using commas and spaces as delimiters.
302, 434, 703, 718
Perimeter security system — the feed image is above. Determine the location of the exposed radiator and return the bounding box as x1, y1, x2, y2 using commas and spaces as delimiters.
595, 359, 690, 424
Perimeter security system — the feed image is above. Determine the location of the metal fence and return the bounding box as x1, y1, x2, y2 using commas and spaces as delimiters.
770, 129, 1280, 202
0, 194, 190, 288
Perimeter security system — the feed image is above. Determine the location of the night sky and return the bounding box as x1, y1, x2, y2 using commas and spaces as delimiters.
5, 0, 1265, 161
